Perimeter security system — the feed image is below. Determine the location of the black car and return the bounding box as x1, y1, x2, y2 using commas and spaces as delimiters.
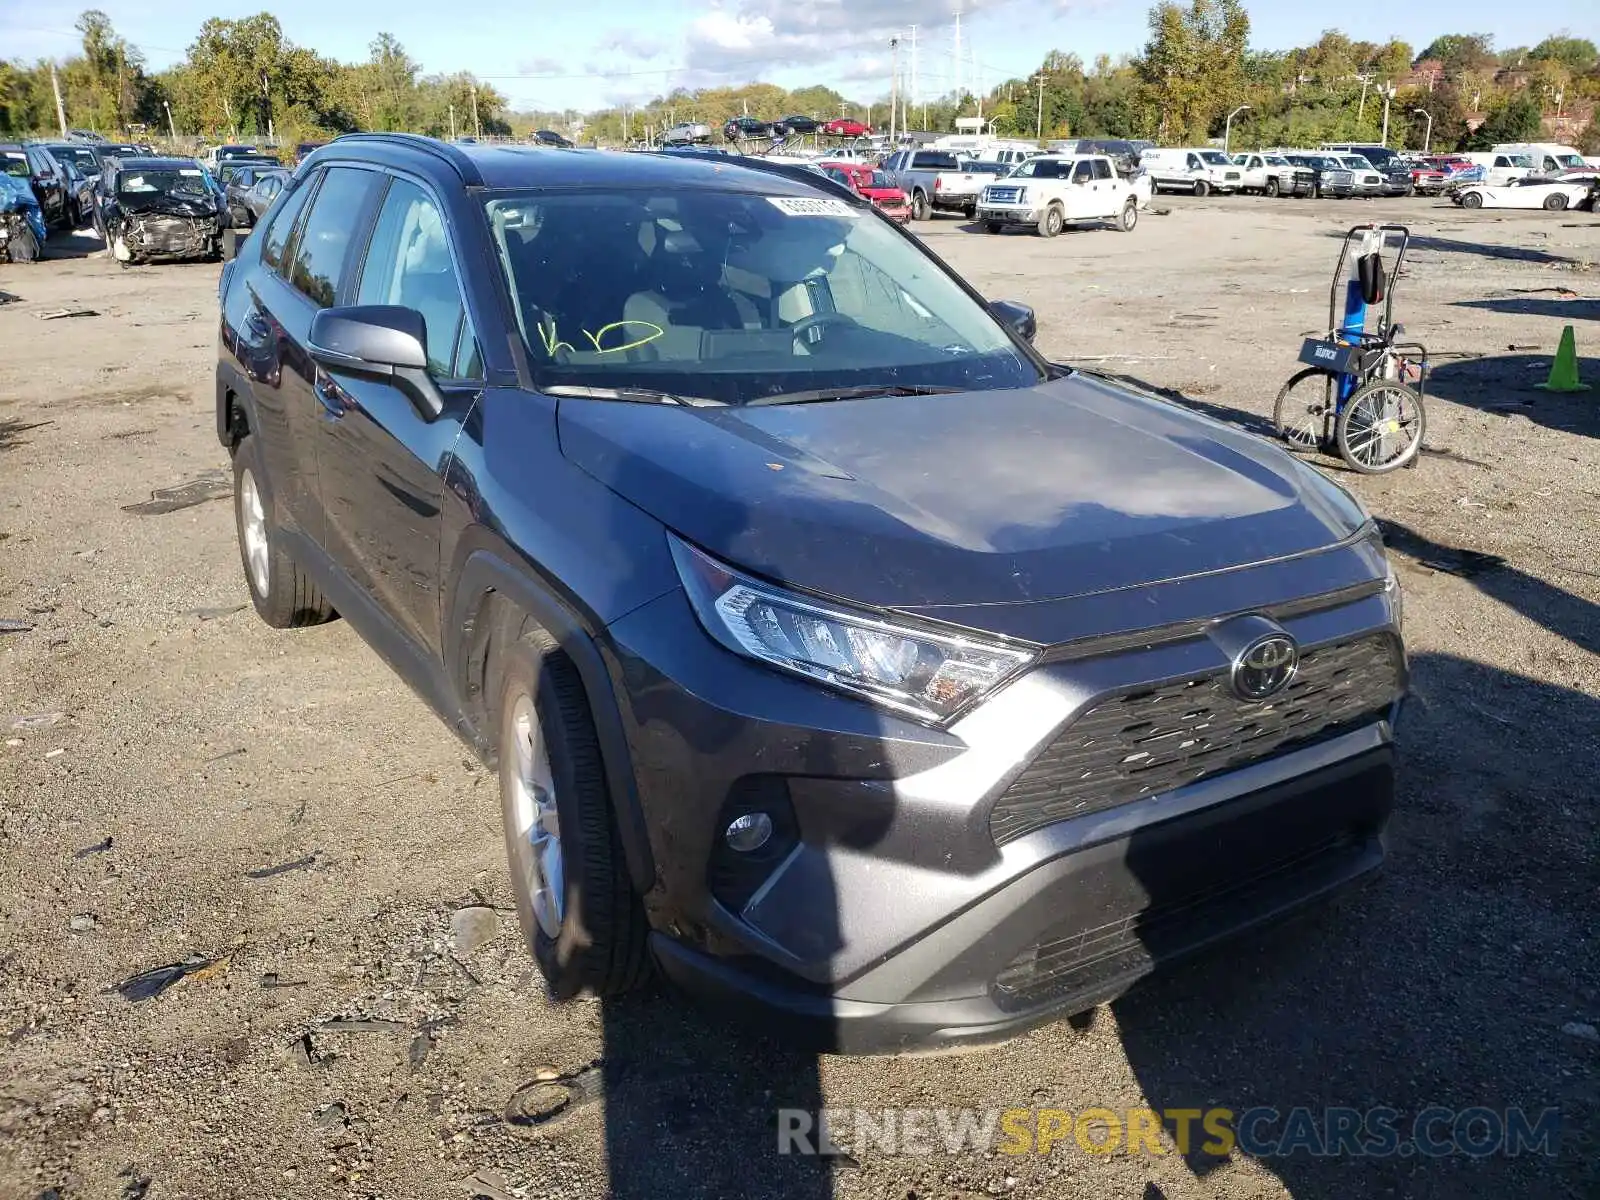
533, 129, 574, 148
102, 156, 227, 265
2, 143, 75, 231
216, 133, 1406, 1053
773, 114, 820, 136
295, 142, 327, 165
723, 115, 772, 141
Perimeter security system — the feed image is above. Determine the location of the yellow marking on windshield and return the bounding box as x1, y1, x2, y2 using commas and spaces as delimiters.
581, 320, 666, 355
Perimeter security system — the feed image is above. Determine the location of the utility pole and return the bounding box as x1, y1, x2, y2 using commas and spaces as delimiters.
953, 9, 962, 111
50, 61, 68, 136
909, 25, 918, 130
889, 37, 899, 143
1357, 74, 1372, 121
471, 82, 481, 139
1379, 83, 1395, 147
1036, 75, 1044, 139
449, 102, 456, 140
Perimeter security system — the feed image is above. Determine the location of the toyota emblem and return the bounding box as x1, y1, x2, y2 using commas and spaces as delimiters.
1231, 633, 1298, 701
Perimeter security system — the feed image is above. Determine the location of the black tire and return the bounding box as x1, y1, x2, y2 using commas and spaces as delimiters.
1461, 191, 1483, 209
984, 221, 1003, 234
1274, 368, 1336, 452
231, 433, 338, 628
497, 627, 649, 1000
1264, 177, 1280, 197
1193, 179, 1210, 197
1335, 380, 1427, 474
911, 190, 929, 221
1039, 204, 1064, 237
1542, 193, 1568, 211
1117, 199, 1138, 232
1313, 183, 1323, 199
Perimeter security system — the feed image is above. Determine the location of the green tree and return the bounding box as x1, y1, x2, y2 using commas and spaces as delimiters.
1137, 0, 1250, 142
1465, 92, 1543, 148
1529, 35, 1598, 72
1415, 34, 1497, 72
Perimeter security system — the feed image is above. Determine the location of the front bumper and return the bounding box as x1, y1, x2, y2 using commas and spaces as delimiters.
602, 554, 1404, 1052
655, 743, 1394, 1053
976, 206, 1041, 226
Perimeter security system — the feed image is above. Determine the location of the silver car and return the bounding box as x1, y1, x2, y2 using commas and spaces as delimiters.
660, 122, 712, 146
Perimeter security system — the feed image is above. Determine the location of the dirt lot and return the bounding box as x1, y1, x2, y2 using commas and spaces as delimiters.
1, 196, 1596, 1200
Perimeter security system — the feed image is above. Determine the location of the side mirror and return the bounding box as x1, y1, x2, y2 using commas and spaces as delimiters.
990, 299, 1037, 344
308, 305, 442, 417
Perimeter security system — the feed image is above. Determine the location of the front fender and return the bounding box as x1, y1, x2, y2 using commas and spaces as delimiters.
446, 538, 660, 896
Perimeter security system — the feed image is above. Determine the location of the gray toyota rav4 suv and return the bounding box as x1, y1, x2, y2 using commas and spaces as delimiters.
218, 135, 1406, 1052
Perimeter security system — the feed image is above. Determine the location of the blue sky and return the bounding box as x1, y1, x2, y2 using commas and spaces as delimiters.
1, 0, 1584, 112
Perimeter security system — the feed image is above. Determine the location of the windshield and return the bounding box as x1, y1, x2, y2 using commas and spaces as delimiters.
1340, 156, 1373, 169
118, 168, 212, 198
1264, 155, 1290, 167
1552, 153, 1583, 168
50, 147, 99, 173
484, 189, 1041, 405
1200, 151, 1230, 166
2, 152, 28, 178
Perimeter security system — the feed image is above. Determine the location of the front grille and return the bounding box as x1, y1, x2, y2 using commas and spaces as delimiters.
1224, 171, 1241, 181
984, 186, 1023, 204
990, 832, 1364, 1010
988, 634, 1401, 845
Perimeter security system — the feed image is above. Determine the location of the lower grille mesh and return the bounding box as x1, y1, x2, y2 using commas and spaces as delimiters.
989, 634, 1401, 844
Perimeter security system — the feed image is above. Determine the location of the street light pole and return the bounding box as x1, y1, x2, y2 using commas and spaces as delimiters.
162, 99, 176, 141
1035, 76, 1044, 139
1379, 83, 1396, 146
1223, 104, 1250, 154
1411, 107, 1433, 154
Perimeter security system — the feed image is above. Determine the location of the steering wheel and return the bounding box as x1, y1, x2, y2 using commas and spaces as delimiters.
790, 311, 856, 348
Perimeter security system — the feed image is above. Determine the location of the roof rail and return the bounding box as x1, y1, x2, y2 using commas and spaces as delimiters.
328, 132, 484, 186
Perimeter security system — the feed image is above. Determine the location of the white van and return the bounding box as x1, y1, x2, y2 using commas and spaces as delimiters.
1139, 147, 1243, 196
1491, 143, 1587, 175
1462, 151, 1534, 187
969, 141, 1042, 167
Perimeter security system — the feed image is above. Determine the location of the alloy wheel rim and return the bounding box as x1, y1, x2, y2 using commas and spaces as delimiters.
239, 468, 270, 596
510, 694, 564, 938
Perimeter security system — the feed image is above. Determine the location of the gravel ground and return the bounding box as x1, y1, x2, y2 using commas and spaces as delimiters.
0, 196, 1596, 1200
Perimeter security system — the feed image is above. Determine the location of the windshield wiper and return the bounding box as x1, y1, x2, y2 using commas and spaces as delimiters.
744, 383, 964, 407
541, 384, 724, 406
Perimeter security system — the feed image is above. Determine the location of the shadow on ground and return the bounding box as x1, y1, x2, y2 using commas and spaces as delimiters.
1424, 352, 1599, 439
1326, 228, 1585, 268
42, 230, 106, 260
1117, 649, 1599, 1200
1453, 296, 1600, 321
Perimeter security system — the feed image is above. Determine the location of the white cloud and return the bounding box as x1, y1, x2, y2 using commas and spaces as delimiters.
685, 0, 986, 74
600, 30, 667, 60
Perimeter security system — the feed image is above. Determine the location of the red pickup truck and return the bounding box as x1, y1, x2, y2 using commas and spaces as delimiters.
820, 161, 911, 223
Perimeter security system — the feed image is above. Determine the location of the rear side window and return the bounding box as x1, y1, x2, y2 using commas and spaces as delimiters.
289, 167, 383, 308
1092, 159, 1113, 180
262, 176, 312, 273
355, 177, 481, 380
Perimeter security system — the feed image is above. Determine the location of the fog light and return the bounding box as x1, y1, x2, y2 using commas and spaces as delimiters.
724, 812, 773, 853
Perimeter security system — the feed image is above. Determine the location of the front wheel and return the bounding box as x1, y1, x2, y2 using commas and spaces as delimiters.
231, 433, 338, 628
1274, 368, 1336, 452
497, 628, 650, 1000
1116, 199, 1138, 232
1543, 193, 1568, 211
1193, 179, 1210, 197
1039, 205, 1065, 237
1264, 177, 1280, 198
1460, 191, 1483, 209
1335, 381, 1426, 474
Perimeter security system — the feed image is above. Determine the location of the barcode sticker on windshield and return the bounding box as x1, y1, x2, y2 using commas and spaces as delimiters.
767, 196, 855, 217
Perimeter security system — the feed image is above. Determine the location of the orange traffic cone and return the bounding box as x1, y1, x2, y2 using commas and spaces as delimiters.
1537, 325, 1588, 393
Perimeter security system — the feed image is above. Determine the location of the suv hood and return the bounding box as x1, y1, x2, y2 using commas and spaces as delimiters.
558, 372, 1367, 612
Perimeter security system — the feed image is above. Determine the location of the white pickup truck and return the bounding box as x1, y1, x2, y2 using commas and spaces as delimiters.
974, 154, 1140, 236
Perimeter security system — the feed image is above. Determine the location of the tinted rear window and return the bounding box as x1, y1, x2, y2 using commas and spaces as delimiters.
911, 152, 959, 170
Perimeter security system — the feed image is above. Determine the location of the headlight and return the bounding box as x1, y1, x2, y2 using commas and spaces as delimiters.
670, 536, 1037, 724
